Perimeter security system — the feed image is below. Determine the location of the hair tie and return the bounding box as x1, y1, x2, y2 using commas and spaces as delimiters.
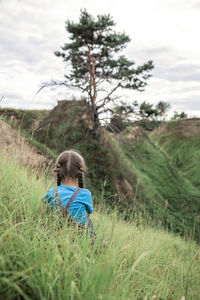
56, 163, 61, 174
80, 167, 84, 172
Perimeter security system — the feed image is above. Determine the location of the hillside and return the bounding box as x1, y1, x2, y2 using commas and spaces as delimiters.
0, 119, 50, 169
34, 100, 114, 193
100, 127, 200, 240
0, 151, 199, 300
1, 103, 200, 241
0, 107, 49, 133
151, 119, 200, 188
31, 101, 200, 241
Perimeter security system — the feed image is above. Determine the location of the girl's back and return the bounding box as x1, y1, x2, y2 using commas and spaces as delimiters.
44, 184, 93, 225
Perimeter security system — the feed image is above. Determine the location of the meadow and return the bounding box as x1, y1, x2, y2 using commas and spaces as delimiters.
2, 104, 200, 241
0, 151, 199, 300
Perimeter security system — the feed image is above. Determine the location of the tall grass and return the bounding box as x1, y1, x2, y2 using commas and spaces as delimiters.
111, 129, 200, 241
0, 151, 200, 300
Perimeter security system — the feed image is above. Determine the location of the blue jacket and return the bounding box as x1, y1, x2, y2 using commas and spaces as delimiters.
43, 184, 93, 225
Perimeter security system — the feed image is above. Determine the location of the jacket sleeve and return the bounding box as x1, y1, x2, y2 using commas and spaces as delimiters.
86, 191, 93, 214
42, 188, 57, 208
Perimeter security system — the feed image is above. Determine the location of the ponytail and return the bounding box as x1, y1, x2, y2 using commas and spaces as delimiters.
57, 173, 62, 186
78, 171, 84, 188
56, 163, 62, 186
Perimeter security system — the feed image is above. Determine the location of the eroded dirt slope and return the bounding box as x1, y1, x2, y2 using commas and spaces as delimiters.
0, 120, 51, 169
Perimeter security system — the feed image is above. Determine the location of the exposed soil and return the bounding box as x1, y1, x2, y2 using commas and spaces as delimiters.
36, 100, 92, 130
114, 177, 135, 203
151, 118, 200, 138
0, 119, 51, 169
120, 126, 147, 142
0, 108, 49, 131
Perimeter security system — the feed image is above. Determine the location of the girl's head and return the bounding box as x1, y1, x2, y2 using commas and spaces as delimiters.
55, 150, 86, 188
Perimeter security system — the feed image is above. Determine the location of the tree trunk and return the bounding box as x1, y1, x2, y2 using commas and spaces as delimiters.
93, 105, 100, 139
88, 47, 100, 139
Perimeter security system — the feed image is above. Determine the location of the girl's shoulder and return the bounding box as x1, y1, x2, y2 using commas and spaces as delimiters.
47, 188, 54, 196
57, 185, 91, 195
43, 187, 55, 203
80, 187, 91, 195
78, 188, 92, 200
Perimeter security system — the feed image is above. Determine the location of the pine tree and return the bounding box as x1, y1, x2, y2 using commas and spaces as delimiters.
55, 10, 154, 137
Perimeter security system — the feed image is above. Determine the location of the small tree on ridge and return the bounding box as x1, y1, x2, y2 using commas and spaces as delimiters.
55, 10, 154, 137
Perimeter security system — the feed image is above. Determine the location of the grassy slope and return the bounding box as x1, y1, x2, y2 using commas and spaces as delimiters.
107, 128, 200, 241
151, 119, 200, 188
0, 109, 57, 160
0, 151, 200, 300
2, 105, 199, 241
34, 100, 116, 194
0, 108, 49, 133
9, 102, 199, 241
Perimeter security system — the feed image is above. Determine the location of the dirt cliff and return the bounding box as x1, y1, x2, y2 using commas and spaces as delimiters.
0, 120, 51, 169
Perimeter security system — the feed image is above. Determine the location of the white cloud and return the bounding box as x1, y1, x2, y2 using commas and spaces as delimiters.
0, 0, 200, 117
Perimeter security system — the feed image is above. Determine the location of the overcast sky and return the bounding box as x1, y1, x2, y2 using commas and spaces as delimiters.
0, 0, 200, 117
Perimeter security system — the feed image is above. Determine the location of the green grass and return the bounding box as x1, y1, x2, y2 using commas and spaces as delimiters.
0, 151, 200, 300
1, 107, 200, 243
153, 134, 200, 188
24, 134, 57, 160
0, 107, 49, 132
29, 99, 200, 241
105, 129, 200, 241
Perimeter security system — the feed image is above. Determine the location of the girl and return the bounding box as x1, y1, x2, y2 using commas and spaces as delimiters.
43, 150, 95, 235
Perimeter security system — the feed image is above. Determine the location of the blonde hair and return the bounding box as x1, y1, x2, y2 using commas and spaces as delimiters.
55, 150, 86, 187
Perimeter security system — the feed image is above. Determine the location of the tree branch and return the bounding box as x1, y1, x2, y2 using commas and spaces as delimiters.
96, 82, 122, 110
98, 107, 114, 115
